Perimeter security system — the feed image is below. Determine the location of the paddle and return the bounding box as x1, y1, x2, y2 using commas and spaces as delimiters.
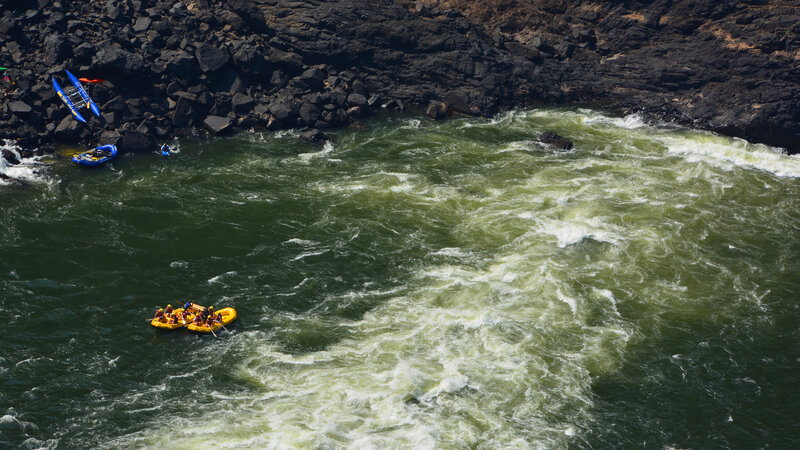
207, 321, 218, 338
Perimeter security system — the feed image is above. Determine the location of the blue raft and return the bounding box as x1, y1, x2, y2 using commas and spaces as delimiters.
72, 144, 118, 167
52, 70, 102, 123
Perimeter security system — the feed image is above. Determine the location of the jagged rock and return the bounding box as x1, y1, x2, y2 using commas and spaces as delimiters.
162, 50, 198, 79
119, 130, 155, 152
2, 149, 20, 165
444, 90, 481, 115
231, 93, 254, 115
195, 44, 230, 73
209, 93, 232, 116
299, 102, 321, 125
92, 47, 144, 75
54, 116, 81, 140
426, 100, 448, 119
269, 96, 300, 122
347, 93, 367, 107
172, 97, 193, 127
538, 131, 574, 150
300, 128, 329, 144
8, 101, 31, 114
298, 67, 325, 90
203, 115, 232, 135
133, 17, 152, 32
99, 130, 121, 146
268, 49, 303, 74
232, 44, 267, 75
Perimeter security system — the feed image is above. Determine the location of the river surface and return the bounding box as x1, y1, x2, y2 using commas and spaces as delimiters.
2, 109, 800, 449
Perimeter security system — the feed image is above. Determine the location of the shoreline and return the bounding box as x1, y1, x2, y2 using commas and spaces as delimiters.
1, 0, 798, 167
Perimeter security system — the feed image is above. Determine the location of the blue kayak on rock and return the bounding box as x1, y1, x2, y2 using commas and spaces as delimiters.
72, 144, 117, 167
52, 70, 102, 123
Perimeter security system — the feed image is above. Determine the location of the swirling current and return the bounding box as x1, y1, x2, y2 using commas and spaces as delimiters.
2, 109, 799, 449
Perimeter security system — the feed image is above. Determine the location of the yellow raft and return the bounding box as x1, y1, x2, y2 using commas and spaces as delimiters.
187, 307, 237, 333
150, 308, 194, 330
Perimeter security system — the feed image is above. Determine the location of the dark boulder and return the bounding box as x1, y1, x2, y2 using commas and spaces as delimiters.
268, 49, 303, 74
444, 90, 481, 115
195, 44, 230, 73
133, 16, 152, 32
347, 93, 367, 107
232, 45, 268, 75
92, 47, 144, 76
300, 128, 329, 144
54, 116, 81, 140
119, 130, 155, 152
228, 0, 269, 33
2, 149, 20, 165
172, 96, 193, 127
8, 101, 32, 114
203, 115, 233, 135
539, 131, 574, 150
162, 50, 199, 79
231, 93, 255, 115
299, 102, 321, 125
426, 100, 448, 119
269, 96, 300, 122
298, 67, 326, 91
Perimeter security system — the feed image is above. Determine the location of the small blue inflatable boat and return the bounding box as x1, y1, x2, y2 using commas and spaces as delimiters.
72, 144, 117, 167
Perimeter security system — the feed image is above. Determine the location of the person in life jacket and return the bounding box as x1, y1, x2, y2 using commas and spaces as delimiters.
165, 304, 173, 314
193, 314, 203, 326
154, 308, 165, 320
167, 313, 177, 325
205, 314, 215, 328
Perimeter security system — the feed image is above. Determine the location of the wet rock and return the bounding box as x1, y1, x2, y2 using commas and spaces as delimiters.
203, 115, 232, 135
539, 131, 574, 150
426, 100, 448, 119
119, 130, 155, 152
2, 149, 20, 165
300, 128, 329, 144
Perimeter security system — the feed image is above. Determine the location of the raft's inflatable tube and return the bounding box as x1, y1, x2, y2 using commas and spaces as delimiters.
73, 144, 117, 167
187, 307, 237, 333
150, 308, 193, 330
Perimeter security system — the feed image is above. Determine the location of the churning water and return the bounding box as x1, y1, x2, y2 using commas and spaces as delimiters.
2, 109, 799, 448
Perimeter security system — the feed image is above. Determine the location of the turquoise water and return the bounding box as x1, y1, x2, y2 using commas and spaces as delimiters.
2, 110, 799, 448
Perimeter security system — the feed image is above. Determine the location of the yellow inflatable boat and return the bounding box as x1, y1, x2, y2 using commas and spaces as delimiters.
187, 307, 237, 333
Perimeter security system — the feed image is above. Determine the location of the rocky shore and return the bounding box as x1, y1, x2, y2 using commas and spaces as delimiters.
1, 0, 798, 165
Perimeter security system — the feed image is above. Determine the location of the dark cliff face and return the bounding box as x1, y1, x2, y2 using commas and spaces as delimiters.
423, 0, 800, 152
0, 0, 798, 155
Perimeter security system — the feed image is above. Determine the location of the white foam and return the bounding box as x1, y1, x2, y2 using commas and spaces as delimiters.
0, 140, 49, 185
285, 238, 318, 246
659, 133, 800, 178
207, 271, 237, 284
298, 141, 335, 163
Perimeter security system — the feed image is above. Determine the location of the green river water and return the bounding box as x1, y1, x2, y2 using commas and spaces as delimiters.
1, 109, 799, 449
